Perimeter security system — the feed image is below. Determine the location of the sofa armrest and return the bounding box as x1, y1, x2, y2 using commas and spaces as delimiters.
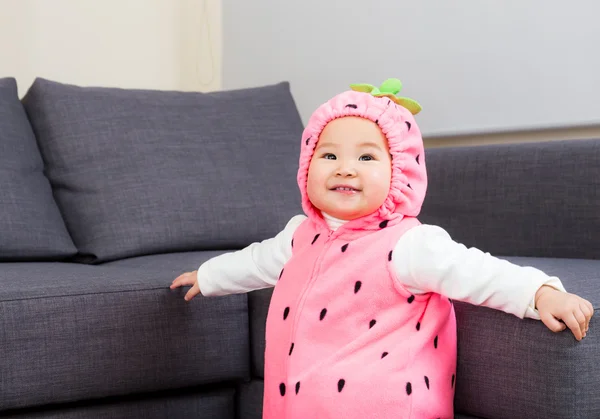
454, 256, 600, 418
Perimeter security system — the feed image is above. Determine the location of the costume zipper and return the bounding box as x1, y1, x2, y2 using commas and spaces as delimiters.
287, 229, 336, 368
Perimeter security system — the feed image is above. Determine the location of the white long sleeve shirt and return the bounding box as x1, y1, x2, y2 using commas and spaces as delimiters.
197, 214, 565, 320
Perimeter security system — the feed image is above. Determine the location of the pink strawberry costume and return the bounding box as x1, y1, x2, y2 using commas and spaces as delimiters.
195, 79, 566, 418
263, 81, 457, 418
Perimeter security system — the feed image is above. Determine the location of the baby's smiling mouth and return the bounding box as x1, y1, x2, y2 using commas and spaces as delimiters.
330, 185, 361, 193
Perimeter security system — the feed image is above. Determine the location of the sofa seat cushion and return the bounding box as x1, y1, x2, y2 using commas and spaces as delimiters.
237, 379, 264, 419
248, 257, 600, 418
0, 255, 248, 411
1, 387, 235, 419
0, 78, 76, 261
104, 250, 227, 272
22, 78, 304, 263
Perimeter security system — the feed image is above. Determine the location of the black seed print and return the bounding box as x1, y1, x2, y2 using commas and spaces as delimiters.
369, 319, 377, 329
407, 183, 412, 190
375, 119, 379, 124
416, 322, 421, 331
345, 104, 358, 109
354, 281, 362, 293
381, 352, 389, 359
452, 374, 455, 388
424, 376, 430, 389
283, 307, 290, 320
311, 234, 320, 245
406, 382, 412, 395
341, 243, 349, 252
388, 250, 393, 261
407, 295, 415, 304
338, 379, 345, 392
305, 137, 311, 146
406, 121, 411, 130
416, 154, 420, 164
289, 342, 294, 355
434, 336, 438, 349
295, 381, 300, 394
291, 239, 294, 248
320, 308, 327, 321
379, 220, 389, 228
280, 383, 286, 396
279, 269, 284, 280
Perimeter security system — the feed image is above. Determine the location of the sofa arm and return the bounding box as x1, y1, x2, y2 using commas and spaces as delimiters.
454, 256, 600, 418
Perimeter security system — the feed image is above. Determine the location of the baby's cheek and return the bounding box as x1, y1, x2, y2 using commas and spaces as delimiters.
372, 170, 392, 200
306, 182, 318, 205
306, 175, 326, 210
306, 170, 317, 196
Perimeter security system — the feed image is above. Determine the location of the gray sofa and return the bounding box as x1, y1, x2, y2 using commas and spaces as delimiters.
0, 76, 597, 418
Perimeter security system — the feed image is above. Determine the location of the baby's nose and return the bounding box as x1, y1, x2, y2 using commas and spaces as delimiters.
336, 165, 357, 177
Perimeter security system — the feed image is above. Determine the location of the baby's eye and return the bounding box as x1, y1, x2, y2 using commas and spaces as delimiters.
322, 153, 336, 160
359, 154, 374, 161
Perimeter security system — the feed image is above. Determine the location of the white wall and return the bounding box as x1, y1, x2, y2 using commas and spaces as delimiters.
0, 0, 221, 96
2, 0, 599, 148
222, 0, 600, 140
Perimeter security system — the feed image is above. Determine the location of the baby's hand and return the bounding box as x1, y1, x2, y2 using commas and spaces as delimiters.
535, 285, 594, 341
170, 270, 201, 301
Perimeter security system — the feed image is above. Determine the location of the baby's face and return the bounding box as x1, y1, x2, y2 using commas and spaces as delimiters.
307, 116, 392, 220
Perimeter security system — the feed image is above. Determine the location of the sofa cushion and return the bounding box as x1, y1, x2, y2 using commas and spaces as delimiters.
0, 255, 249, 411
22, 78, 304, 263
0, 77, 76, 261
248, 288, 273, 378
1, 388, 235, 419
421, 139, 600, 259
237, 380, 264, 419
247, 257, 600, 418
105, 249, 227, 272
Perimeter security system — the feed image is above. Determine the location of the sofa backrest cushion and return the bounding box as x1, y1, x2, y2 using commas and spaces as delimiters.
22, 78, 304, 263
420, 139, 600, 259
0, 78, 77, 261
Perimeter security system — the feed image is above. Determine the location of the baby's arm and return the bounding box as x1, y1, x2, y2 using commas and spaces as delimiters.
170, 215, 306, 300
393, 224, 593, 340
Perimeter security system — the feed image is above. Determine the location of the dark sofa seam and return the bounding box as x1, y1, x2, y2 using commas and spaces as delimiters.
0, 286, 176, 303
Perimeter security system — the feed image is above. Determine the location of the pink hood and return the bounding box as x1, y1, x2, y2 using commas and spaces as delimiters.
297, 86, 427, 231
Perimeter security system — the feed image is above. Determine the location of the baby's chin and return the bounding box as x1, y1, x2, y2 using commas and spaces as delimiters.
322, 208, 372, 221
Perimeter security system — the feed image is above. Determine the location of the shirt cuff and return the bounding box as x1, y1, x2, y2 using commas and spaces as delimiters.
524, 276, 568, 320
196, 261, 215, 296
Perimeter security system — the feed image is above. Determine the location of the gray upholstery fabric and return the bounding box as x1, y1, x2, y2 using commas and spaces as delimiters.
22, 78, 304, 263
105, 249, 227, 272
420, 139, 600, 259
454, 256, 600, 419
248, 288, 273, 378
237, 380, 264, 419
2, 389, 235, 419
0, 259, 249, 411
247, 258, 600, 418
0, 78, 76, 260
